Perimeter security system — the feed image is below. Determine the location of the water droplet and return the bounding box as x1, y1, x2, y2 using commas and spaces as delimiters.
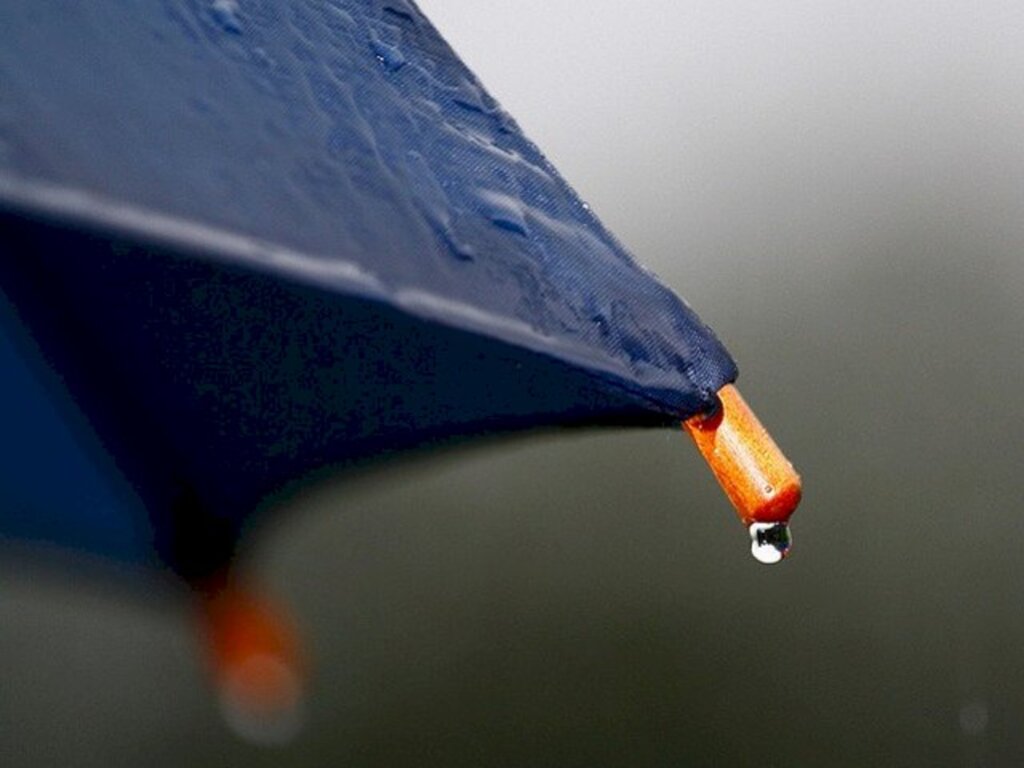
452, 80, 491, 115
324, 6, 355, 29
252, 46, 275, 70
439, 226, 476, 261
749, 522, 792, 564
210, 0, 242, 34
369, 33, 406, 72
479, 193, 529, 236
382, 4, 416, 25
453, 97, 484, 114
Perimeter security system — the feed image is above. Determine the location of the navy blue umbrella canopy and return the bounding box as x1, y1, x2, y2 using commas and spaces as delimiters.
0, 0, 737, 578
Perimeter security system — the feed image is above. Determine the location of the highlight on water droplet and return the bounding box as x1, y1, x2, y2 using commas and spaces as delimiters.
749, 521, 792, 565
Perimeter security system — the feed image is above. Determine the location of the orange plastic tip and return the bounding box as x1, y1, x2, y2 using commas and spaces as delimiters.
198, 583, 307, 744
683, 384, 801, 526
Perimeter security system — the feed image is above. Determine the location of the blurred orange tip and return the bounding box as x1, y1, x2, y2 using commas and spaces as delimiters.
199, 586, 308, 746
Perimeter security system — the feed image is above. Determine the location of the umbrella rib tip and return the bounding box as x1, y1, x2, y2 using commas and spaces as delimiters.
683, 384, 802, 562
197, 578, 308, 745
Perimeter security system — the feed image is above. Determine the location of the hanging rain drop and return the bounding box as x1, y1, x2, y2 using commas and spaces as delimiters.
749, 522, 792, 565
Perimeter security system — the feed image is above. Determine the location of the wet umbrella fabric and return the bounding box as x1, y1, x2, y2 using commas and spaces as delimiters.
0, 0, 736, 579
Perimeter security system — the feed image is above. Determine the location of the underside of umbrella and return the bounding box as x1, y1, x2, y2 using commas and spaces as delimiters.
0, 1, 809, 742
0, 0, 739, 573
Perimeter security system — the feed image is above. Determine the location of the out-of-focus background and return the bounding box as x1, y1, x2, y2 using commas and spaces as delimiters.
3, 1, 1024, 765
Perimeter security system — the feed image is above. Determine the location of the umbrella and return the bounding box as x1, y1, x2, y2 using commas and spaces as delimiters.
0, 0, 800, 740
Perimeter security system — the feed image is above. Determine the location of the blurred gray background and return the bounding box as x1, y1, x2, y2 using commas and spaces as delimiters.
3, 1, 1024, 765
